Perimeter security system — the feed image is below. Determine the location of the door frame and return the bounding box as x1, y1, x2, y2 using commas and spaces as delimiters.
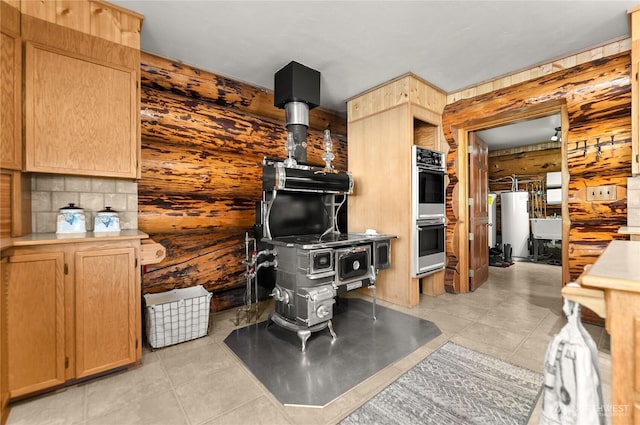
455, 99, 569, 293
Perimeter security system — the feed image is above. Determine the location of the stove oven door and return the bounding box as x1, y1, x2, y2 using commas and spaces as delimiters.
335, 245, 373, 290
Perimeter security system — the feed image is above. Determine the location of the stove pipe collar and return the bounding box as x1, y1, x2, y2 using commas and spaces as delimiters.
274, 61, 320, 163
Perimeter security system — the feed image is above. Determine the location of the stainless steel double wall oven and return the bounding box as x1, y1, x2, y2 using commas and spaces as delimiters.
411, 146, 446, 277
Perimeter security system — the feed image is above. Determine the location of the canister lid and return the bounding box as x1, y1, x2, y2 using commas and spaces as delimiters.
59, 203, 84, 213
97, 206, 119, 216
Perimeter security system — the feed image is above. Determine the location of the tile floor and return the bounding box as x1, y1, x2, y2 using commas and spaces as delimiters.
6, 262, 611, 425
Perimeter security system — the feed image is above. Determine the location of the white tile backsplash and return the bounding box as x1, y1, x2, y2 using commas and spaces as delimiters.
31, 191, 51, 212
104, 193, 128, 212
35, 175, 65, 191
116, 180, 137, 194
65, 176, 92, 192
92, 177, 117, 193
628, 176, 640, 190
629, 208, 640, 227
52, 192, 80, 210
80, 192, 107, 212
31, 174, 138, 233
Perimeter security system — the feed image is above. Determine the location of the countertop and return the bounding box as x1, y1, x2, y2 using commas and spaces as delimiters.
618, 226, 640, 235
581, 240, 640, 293
1, 230, 149, 251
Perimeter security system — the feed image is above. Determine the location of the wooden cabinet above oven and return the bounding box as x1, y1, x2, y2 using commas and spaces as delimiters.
347, 73, 448, 308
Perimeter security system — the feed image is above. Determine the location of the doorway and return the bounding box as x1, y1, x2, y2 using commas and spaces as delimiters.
456, 100, 569, 292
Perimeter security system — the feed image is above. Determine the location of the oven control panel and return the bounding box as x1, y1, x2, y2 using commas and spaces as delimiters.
414, 146, 445, 171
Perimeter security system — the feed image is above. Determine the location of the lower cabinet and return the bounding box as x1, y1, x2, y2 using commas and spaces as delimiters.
5, 239, 141, 399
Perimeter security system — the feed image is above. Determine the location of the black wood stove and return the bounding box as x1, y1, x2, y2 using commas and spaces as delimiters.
255, 158, 395, 351
246, 60, 395, 351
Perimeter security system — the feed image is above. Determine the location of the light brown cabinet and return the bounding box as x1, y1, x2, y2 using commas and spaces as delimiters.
6, 250, 66, 398
22, 15, 141, 178
347, 74, 448, 307
74, 246, 138, 378
4, 236, 143, 399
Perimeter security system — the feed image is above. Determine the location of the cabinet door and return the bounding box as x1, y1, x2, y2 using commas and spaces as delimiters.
24, 41, 138, 178
0, 2, 22, 170
7, 251, 66, 398
75, 247, 137, 378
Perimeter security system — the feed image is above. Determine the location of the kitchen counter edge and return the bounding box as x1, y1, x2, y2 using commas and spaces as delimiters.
1, 230, 149, 251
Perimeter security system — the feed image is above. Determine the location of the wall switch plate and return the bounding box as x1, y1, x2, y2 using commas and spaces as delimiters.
586, 184, 617, 202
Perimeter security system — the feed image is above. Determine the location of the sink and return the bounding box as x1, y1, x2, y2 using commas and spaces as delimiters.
530, 218, 562, 240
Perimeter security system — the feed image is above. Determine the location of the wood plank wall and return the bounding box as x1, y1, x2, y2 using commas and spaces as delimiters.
138, 52, 347, 312
487, 143, 562, 238
443, 53, 632, 318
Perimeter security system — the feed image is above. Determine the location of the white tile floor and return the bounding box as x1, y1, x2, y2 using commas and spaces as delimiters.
6, 262, 611, 425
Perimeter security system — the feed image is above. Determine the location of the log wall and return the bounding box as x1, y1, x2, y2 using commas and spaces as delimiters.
138, 52, 348, 312
443, 53, 632, 322
487, 143, 562, 239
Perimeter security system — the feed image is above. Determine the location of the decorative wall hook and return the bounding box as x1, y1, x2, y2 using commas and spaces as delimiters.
596, 137, 601, 161
610, 135, 615, 157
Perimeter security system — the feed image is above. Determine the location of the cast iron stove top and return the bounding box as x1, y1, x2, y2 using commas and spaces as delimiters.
267, 232, 395, 250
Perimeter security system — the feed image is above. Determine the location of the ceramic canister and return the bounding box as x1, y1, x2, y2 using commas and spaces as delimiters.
94, 206, 121, 232
56, 203, 87, 233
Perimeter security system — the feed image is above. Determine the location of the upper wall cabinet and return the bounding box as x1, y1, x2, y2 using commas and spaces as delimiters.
15, 1, 143, 178
0, 1, 22, 170
24, 41, 138, 177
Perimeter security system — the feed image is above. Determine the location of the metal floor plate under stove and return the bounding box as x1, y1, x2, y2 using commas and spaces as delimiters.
224, 298, 442, 407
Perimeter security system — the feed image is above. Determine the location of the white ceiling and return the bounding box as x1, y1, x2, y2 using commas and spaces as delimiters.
476, 114, 562, 151
113, 0, 636, 148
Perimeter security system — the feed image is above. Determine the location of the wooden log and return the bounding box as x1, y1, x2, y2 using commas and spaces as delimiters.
142, 230, 246, 294
489, 148, 561, 180
138, 196, 256, 233
442, 53, 632, 292
137, 52, 349, 313
568, 225, 628, 278
140, 51, 347, 135
139, 143, 264, 198
444, 54, 630, 128
566, 139, 632, 174
140, 87, 348, 170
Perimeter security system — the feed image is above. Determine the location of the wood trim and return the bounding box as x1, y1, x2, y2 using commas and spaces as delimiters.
21, 14, 139, 70
1, 257, 8, 425
455, 100, 568, 292
630, 9, 640, 175
17, 0, 142, 49
447, 38, 631, 104
0, 170, 31, 238
1, 1, 22, 171
560, 106, 571, 286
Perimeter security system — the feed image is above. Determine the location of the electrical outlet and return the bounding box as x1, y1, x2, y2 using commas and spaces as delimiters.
586, 184, 617, 202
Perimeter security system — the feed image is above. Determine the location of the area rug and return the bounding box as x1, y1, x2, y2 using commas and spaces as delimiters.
340, 341, 543, 425
224, 297, 441, 407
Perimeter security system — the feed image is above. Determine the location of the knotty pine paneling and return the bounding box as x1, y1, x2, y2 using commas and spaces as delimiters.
443, 52, 632, 300
18, 0, 142, 49
139, 52, 347, 312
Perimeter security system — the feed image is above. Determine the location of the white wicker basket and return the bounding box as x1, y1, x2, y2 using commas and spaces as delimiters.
144, 285, 212, 348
